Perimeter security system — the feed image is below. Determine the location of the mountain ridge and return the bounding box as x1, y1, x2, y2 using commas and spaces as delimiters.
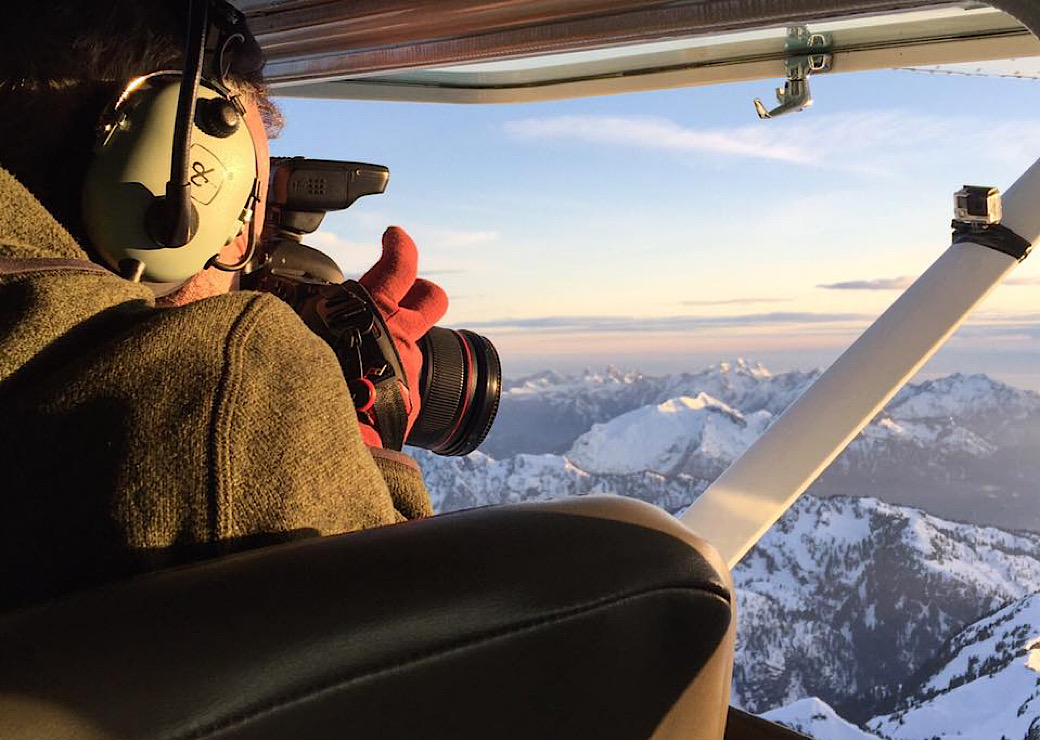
467, 361, 1040, 531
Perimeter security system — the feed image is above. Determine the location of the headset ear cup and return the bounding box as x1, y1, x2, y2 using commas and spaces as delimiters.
82, 76, 258, 284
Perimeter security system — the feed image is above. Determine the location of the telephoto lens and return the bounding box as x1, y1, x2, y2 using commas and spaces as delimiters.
407, 328, 502, 456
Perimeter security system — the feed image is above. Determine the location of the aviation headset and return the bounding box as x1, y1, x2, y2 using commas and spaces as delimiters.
81, 0, 265, 288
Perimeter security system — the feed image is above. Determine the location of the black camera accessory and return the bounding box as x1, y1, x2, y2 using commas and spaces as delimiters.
82, 0, 264, 285
240, 158, 391, 281
268, 157, 390, 214
296, 280, 411, 451
241, 158, 388, 289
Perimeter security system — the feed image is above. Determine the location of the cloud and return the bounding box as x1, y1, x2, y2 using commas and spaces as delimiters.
955, 321, 1040, 343
463, 312, 871, 333
505, 115, 805, 164
304, 232, 476, 276
426, 229, 500, 248
972, 311, 1040, 324
819, 274, 1040, 291
819, 272, 1040, 292
680, 298, 789, 306
503, 112, 1040, 173
307, 231, 371, 254
309, 226, 499, 253
818, 276, 915, 290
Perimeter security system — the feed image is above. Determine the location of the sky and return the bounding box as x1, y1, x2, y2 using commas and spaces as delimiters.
268, 61, 1040, 387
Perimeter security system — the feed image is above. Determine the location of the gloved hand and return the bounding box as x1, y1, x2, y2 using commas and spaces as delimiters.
356, 226, 448, 448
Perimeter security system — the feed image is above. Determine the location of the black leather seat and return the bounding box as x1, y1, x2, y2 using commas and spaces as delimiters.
0, 496, 735, 740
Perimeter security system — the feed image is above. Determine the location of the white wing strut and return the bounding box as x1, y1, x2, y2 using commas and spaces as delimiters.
681, 157, 1040, 569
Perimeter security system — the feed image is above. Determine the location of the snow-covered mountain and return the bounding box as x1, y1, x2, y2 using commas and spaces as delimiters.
867, 593, 1040, 740
482, 360, 817, 459
762, 698, 883, 740
465, 362, 1040, 532
567, 393, 770, 478
417, 450, 707, 514
887, 373, 1040, 423
820, 372, 1040, 532
734, 495, 1040, 721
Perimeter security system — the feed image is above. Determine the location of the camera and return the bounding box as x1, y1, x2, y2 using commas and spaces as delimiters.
242, 157, 501, 456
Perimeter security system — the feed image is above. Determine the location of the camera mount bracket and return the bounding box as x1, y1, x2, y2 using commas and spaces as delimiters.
951, 185, 1033, 261
754, 26, 833, 119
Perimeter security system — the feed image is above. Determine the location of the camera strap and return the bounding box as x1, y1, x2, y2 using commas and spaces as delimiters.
368, 379, 409, 452
298, 280, 410, 451
0, 258, 113, 278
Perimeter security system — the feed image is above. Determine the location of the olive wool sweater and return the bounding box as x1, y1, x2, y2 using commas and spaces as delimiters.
0, 165, 431, 611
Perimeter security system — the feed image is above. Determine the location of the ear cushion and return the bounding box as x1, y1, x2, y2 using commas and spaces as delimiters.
82, 78, 258, 284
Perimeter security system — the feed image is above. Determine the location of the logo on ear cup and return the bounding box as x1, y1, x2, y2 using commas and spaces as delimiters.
188, 143, 227, 205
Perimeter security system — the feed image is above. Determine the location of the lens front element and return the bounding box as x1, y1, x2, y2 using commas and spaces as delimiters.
408, 327, 501, 456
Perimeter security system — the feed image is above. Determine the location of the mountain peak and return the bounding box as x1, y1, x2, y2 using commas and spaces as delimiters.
709, 357, 773, 378
762, 698, 882, 740
565, 392, 768, 476
888, 372, 1040, 420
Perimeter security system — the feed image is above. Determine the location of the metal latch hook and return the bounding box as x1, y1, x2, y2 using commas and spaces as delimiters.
754, 27, 833, 119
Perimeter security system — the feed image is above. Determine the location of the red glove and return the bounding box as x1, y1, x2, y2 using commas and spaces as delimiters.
356, 226, 448, 448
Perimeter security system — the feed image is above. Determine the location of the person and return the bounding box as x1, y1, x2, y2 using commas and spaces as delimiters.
0, 0, 446, 611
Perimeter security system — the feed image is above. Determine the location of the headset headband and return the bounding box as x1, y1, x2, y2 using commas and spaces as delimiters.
150, 0, 263, 249
207, 0, 264, 79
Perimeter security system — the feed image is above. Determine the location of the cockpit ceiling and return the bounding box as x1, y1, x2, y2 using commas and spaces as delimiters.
238, 1, 1040, 102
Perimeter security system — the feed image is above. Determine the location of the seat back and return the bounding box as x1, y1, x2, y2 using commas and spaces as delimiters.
0, 496, 734, 740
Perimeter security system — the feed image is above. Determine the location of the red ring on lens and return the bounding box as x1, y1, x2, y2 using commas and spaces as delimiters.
435, 330, 476, 452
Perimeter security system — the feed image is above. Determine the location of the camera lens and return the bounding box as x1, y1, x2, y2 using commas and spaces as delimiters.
407, 327, 501, 456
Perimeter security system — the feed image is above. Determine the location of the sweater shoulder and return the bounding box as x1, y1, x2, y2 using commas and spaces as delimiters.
202, 291, 404, 539
136, 290, 329, 368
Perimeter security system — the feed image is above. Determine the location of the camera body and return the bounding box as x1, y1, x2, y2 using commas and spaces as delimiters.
244, 157, 388, 288
243, 157, 501, 456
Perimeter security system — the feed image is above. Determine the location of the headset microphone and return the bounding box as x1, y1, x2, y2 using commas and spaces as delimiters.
145, 0, 210, 251
82, 0, 264, 287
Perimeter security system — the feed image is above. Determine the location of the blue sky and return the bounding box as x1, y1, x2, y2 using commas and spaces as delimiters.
269, 67, 1040, 385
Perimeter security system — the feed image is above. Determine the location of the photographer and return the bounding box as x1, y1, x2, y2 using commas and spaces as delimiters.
0, 1, 445, 610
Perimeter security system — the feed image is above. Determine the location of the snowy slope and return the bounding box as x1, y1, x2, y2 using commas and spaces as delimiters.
654, 359, 816, 417
868, 593, 1040, 740
762, 698, 883, 740
484, 366, 675, 457
482, 359, 817, 458
488, 364, 1040, 461
848, 416, 996, 458
566, 394, 770, 477
887, 373, 1040, 423
733, 496, 1040, 719
479, 363, 1040, 529
415, 449, 706, 515
493, 365, 1040, 459
417, 438, 1040, 725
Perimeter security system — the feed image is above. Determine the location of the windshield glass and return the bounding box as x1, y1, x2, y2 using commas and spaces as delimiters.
271, 58, 1040, 740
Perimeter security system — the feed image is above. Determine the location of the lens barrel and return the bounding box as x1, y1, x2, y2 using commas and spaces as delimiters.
407, 327, 501, 456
